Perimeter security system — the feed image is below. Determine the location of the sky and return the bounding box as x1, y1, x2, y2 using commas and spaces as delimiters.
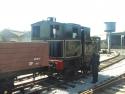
0, 0, 125, 38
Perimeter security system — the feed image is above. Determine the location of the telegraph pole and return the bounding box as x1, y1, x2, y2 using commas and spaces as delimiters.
107, 32, 111, 53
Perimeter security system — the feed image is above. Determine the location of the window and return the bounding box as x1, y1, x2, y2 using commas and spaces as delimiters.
32, 26, 40, 38
55, 25, 59, 30
72, 27, 78, 38
50, 25, 60, 38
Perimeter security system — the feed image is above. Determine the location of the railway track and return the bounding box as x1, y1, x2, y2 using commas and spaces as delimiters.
12, 52, 125, 94
99, 55, 125, 70
95, 74, 125, 94
80, 73, 125, 94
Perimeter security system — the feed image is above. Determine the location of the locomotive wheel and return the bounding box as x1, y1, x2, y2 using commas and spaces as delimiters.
63, 69, 75, 81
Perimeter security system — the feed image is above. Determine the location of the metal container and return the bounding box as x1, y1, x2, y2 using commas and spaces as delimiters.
104, 22, 116, 32
0, 42, 49, 74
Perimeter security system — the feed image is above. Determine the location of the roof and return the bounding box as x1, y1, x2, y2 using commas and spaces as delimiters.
111, 31, 125, 35
1, 29, 25, 37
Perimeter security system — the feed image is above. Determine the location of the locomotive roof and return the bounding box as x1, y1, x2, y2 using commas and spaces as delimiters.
31, 20, 90, 30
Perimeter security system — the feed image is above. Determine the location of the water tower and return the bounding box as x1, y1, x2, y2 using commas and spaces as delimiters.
104, 22, 116, 53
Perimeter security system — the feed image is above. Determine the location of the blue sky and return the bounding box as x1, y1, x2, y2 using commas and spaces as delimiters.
0, 0, 125, 38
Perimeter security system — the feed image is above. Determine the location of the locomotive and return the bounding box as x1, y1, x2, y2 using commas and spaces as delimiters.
31, 17, 100, 80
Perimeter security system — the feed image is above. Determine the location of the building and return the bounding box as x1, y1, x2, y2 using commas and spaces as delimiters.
110, 32, 125, 49
0, 29, 31, 42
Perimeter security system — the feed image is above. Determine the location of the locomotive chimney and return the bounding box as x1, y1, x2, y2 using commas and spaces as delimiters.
47, 17, 56, 22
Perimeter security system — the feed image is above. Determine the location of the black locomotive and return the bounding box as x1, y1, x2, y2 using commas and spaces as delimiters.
31, 17, 100, 80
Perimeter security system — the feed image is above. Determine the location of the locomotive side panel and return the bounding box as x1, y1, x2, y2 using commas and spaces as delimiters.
84, 43, 94, 63
0, 42, 49, 74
